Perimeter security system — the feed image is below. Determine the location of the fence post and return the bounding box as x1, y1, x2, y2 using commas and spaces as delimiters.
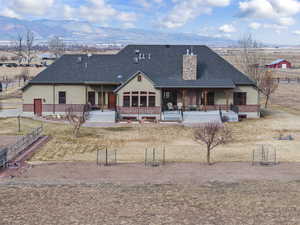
163, 146, 166, 165
153, 148, 155, 165
145, 148, 147, 167
105, 147, 108, 166
17, 115, 21, 133
97, 150, 99, 167
114, 149, 117, 165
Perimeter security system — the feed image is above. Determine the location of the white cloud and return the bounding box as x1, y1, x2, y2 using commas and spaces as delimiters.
0, 8, 21, 19
160, 0, 230, 28
292, 30, 300, 35
62, 0, 137, 26
219, 24, 236, 33
249, 22, 261, 29
122, 22, 136, 29
135, 0, 163, 8
239, 0, 300, 26
4, 0, 54, 16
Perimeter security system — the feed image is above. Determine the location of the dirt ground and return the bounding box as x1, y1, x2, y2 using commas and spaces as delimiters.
0, 135, 18, 148
0, 180, 299, 225
9, 162, 300, 184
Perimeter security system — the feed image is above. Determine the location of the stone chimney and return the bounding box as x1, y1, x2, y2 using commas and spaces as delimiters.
182, 49, 197, 80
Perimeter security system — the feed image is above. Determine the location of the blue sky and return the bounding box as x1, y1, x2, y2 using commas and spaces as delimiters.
1, 0, 300, 45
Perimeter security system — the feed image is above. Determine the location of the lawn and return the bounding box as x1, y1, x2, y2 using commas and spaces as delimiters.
0, 106, 300, 163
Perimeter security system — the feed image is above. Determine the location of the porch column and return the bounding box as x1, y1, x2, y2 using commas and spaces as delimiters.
224, 90, 230, 112
204, 89, 208, 112
182, 89, 187, 111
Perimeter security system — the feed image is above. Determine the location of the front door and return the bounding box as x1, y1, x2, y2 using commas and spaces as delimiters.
108, 92, 116, 110
34, 99, 42, 116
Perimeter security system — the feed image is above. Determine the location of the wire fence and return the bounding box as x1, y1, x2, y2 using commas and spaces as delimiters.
96, 148, 117, 166
0, 126, 43, 168
144, 146, 166, 167
252, 144, 277, 166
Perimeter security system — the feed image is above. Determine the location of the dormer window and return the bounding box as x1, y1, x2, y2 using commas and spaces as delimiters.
137, 75, 142, 82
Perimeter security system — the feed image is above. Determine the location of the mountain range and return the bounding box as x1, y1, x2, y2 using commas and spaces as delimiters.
0, 16, 236, 47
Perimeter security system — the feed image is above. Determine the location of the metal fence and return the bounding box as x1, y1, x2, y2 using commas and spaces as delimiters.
0, 126, 43, 168
273, 77, 300, 84
96, 148, 117, 166
252, 144, 277, 166
145, 147, 166, 167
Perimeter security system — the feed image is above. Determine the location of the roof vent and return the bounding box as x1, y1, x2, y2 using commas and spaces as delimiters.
133, 57, 139, 64
117, 74, 123, 79
87, 53, 92, 57
77, 56, 82, 63
148, 53, 151, 60
135, 49, 140, 54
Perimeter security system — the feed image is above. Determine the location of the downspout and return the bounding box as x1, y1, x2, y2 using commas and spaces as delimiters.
53, 84, 55, 114
101, 84, 104, 112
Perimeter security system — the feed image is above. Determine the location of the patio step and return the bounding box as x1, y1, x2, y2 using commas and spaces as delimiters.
162, 111, 182, 121
87, 111, 116, 123
183, 111, 222, 124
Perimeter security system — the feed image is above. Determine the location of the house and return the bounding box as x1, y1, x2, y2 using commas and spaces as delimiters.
22, 45, 260, 122
265, 59, 292, 69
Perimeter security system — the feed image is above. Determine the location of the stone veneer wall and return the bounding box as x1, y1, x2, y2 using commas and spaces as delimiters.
182, 54, 197, 80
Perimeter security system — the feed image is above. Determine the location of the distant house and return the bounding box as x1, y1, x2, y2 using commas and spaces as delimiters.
22, 45, 260, 121
265, 59, 292, 69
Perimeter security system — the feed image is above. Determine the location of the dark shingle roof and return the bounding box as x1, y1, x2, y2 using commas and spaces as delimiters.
30, 45, 255, 88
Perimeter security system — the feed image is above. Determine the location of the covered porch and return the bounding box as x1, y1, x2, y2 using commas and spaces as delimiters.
161, 88, 236, 112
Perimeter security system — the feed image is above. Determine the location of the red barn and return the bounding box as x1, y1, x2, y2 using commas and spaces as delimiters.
265, 59, 292, 69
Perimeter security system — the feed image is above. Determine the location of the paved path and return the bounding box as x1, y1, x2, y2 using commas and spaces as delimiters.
0, 109, 21, 117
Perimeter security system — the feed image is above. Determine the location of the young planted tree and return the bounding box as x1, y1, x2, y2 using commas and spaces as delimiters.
194, 122, 232, 165
48, 36, 66, 59
260, 71, 278, 108
66, 104, 90, 137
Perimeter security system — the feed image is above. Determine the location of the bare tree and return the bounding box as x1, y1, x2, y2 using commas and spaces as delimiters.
48, 36, 65, 59
24, 30, 35, 65
1, 77, 13, 91
260, 71, 278, 108
194, 122, 232, 165
15, 68, 30, 87
13, 30, 36, 65
14, 33, 24, 65
66, 104, 90, 137
236, 34, 266, 85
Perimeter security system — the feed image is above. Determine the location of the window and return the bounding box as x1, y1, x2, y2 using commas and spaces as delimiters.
88, 91, 95, 105
234, 92, 247, 105
58, 91, 66, 104
132, 96, 138, 107
206, 92, 214, 105
123, 96, 130, 107
137, 75, 142, 82
140, 96, 147, 107
149, 96, 156, 107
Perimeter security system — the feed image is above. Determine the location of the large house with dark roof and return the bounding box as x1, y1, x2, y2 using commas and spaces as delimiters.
22, 45, 260, 122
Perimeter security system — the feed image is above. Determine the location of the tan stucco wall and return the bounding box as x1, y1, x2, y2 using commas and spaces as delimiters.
214, 86, 259, 105
23, 85, 54, 104
116, 73, 161, 107
23, 85, 86, 105
234, 85, 259, 105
